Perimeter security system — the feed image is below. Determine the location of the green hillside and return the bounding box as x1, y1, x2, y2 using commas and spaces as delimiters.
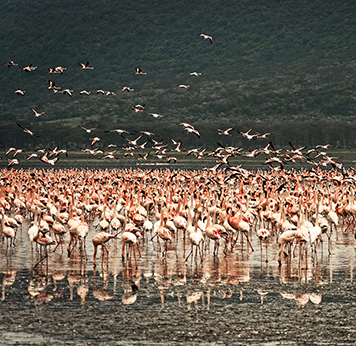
1, 0, 356, 151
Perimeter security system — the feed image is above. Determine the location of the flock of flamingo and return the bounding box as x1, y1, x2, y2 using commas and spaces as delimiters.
1, 33, 343, 171
0, 163, 354, 274
1, 34, 354, 304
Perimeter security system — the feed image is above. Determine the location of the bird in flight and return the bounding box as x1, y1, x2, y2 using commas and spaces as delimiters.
104, 129, 131, 136
125, 134, 143, 147
14, 90, 26, 96
148, 113, 163, 118
78, 61, 94, 70
180, 122, 194, 129
134, 67, 147, 75
5, 148, 16, 156
48, 80, 61, 90
3, 60, 18, 68
218, 128, 234, 136
132, 104, 145, 112
78, 90, 91, 95
240, 129, 259, 140
139, 130, 156, 137
78, 126, 97, 133
30, 108, 45, 117
120, 86, 135, 92
199, 34, 213, 43
184, 126, 201, 138
55, 66, 67, 73
258, 133, 270, 139
176, 84, 190, 89
187, 72, 202, 76
172, 141, 182, 153
17, 123, 39, 137
22, 64, 37, 72
89, 137, 104, 146
62, 89, 73, 97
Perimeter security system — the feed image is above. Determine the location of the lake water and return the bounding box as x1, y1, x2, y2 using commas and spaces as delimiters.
1, 215, 354, 309
0, 163, 356, 345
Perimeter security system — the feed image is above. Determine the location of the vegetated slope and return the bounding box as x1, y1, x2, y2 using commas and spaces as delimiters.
1, 0, 356, 150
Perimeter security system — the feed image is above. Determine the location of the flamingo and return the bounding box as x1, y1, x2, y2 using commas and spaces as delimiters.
188, 72, 202, 76
155, 206, 172, 257
3, 60, 18, 68
47, 80, 61, 90
121, 211, 141, 260
257, 228, 270, 262
227, 206, 254, 252
218, 128, 234, 136
120, 86, 134, 92
185, 212, 204, 262
17, 123, 39, 138
278, 230, 297, 266
54, 66, 67, 73
148, 113, 163, 118
199, 34, 213, 43
132, 104, 145, 112
104, 128, 131, 136
78, 61, 94, 70
177, 84, 190, 89
1, 209, 16, 248
78, 90, 91, 95
22, 64, 37, 72
184, 127, 200, 138
14, 90, 26, 96
33, 232, 56, 267
92, 232, 119, 266
134, 67, 147, 75
89, 137, 104, 146
205, 207, 228, 257
62, 89, 73, 97
240, 129, 259, 140
30, 108, 45, 117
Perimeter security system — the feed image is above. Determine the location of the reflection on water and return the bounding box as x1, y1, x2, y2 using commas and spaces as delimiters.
0, 216, 355, 310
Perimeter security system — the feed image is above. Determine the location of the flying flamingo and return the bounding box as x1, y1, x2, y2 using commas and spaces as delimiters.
218, 128, 234, 136
30, 108, 45, 117
134, 67, 147, 75
120, 86, 135, 92
78, 61, 94, 70
3, 60, 18, 68
22, 64, 37, 72
132, 104, 145, 112
104, 128, 131, 136
89, 137, 104, 146
187, 72, 202, 76
199, 34, 213, 43
47, 80, 61, 90
17, 124, 39, 138
184, 127, 201, 138
148, 113, 163, 118
14, 90, 26, 96
176, 84, 190, 89
79, 126, 97, 133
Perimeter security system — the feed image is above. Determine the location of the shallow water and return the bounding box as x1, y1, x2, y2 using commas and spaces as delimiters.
1, 176, 356, 344
1, 218, 355, 308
